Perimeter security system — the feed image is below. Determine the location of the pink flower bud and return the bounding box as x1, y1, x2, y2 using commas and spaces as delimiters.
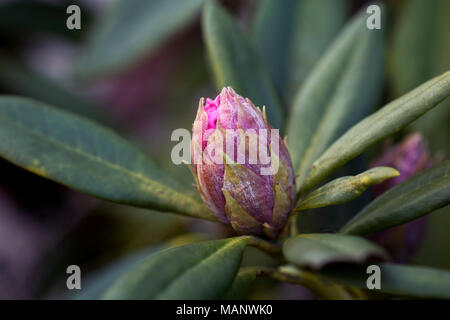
369, 133, 431, 262
190, 87, 295, 237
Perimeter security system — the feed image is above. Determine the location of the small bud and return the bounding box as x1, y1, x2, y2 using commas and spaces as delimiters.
190, 87, 295, 237
369, 133, 431, 262
370, 133, 431, 197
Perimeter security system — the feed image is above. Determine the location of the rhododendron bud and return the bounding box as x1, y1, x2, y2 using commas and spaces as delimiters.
369, 133, 431, 263
190, 87, 295, 237
370, 133, 431, 197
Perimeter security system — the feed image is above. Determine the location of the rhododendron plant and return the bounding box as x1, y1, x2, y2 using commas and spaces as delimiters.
0, 0, 449, 301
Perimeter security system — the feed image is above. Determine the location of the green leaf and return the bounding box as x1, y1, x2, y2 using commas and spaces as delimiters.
74, 0, 205, 78
286, 7, 384, 191
0, 56, 110, 125
72, 246, 159, 300
223, 267, 259, 300
202, 0, 283, 129
302, 71, 450, 193
390, 0, 450, 153
71, 233, 208, 299
314, 263, 450, 299
283, 233, 388, 270
340, 160, 450, 235
390, 0, 450, 95
0, 96, 213, 220
102, 237, 250, 299
296, 167, 399, 210
253, 0, 348, 101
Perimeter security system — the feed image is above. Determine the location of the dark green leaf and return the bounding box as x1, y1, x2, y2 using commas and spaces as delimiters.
340, 160, 450, 235
0, 96, 213, 220
223, 268, 259, 300
315, 263, 450, 299
71, 233, 208, 299
102, 237, 250, 299
253, 0, 348, 101
286, 7, 384, 191
390, 0, 450, 95
72, 247, 159, 300
75, 0, 205, 78
202, 0, 283, 129
302, 71, 450, 193
283, 233, 388, 270
296, 167, 399, 210
390, 0, 450, 153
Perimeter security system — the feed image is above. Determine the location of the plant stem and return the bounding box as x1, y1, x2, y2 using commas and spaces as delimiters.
279, 210, 299, 238
247, 265, 355, 300
289, 214, 299, 236
247, 236, 282, 256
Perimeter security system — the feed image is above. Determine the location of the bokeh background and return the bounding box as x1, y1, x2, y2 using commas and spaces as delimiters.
0, 0, 448, 299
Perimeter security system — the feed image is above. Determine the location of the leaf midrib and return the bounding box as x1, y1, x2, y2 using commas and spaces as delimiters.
299, 177, 354, 204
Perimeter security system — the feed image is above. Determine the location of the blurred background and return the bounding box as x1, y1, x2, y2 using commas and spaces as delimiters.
0, 0, 448, 299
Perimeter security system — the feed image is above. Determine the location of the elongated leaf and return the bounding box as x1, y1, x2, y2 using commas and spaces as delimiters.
340, 160, 450, 235
302, 71, 450, 193
390, 0, 450, 153
253, 0, 348, 101
223, 268, 259, 300
314, 263, 450, 299
0, 57, 109, 125
72, 246, 159, 300
0, 96, 213, 220
75, 0, 205, 78
286, 7, 384, 191
202, 0, 283, 129
102, 237, 250, 299
296, 167, 399, 210
71, 233, 208, 299
296, 157, 372, 234
390, 0, 450, 96
283, 234, 388, 270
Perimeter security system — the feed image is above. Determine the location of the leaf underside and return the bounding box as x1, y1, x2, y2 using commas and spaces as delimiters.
283, 233, 388, 270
